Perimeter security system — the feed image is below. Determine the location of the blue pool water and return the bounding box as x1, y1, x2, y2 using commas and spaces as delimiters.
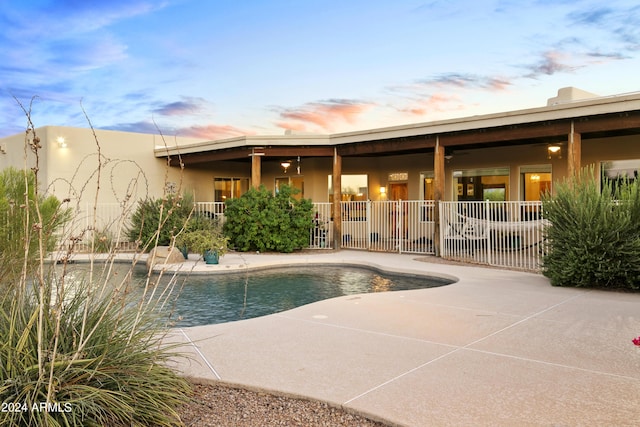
67, 264, 452, 327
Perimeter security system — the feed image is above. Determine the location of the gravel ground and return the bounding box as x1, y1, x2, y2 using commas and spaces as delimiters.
177, 383, 390, 427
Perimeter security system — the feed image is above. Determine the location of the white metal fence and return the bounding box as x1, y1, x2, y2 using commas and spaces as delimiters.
194, 202, 226, 219
439, 201, 546, 271
11, 199, 546, 270
310, 202, 333, 249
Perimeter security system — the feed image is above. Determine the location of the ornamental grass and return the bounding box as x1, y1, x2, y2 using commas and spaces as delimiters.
0, 108, 192, 426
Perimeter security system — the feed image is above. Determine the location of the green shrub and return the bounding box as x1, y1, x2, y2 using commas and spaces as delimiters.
0, 167, 71, 279
542, 167, 640, 289
223, 185, 314, 253
177, 215, 229, 256
126, 192, 193, 250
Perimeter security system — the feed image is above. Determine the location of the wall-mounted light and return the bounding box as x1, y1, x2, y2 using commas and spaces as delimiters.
56, 136, 68, 148
547, 144, 561, 159
379, 186, 386, 195
280, 161, 291, 173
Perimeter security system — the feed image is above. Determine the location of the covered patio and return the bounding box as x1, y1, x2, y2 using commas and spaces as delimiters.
156, 90, 640, 256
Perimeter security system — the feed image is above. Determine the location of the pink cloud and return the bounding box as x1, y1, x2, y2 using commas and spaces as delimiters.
276, 99, 373, 131
274, 121, 309, 132
179, 124, 253, 140
397, 93, 463, 116
525, 50, 577, 78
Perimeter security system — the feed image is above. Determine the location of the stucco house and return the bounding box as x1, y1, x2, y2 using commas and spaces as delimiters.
154, 87, 640, 205
3, 87, 639, 206
1, 87, 639, 263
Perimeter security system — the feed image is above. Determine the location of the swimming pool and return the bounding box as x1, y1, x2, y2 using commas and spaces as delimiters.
66, 264, 452, 327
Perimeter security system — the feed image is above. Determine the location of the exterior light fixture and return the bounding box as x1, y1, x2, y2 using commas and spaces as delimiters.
280, 161, 291, 173
547, 144, 561, 159
56, 137, 67, 148
379, 186, 386, 195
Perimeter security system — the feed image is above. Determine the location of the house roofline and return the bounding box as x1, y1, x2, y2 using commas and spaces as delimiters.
330, 91, 640, 144
154, 89, 640, 158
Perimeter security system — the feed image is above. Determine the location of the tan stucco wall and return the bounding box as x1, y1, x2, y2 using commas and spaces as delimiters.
582, 134, 640, 177
0, 126, 208, 205
0, 131, 41, 174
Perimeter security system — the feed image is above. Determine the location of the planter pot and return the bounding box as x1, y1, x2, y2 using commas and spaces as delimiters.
203, 250, 219, 264
178, 244, 188, 260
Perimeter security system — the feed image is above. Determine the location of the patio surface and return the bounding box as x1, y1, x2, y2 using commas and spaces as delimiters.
160, 250, 640, 426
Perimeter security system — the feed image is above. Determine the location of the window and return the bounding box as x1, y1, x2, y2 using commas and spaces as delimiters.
520, 165, 552, 201
328, 174, 368, 202
275, 176, 304, 199
420, 172, 435, 200
602, 160, 640, 193
214, 177, 249, 202
453, 167, 509, 201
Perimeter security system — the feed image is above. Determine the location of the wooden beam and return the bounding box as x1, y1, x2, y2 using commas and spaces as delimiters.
174, 148, 253, 165
573, 111, 640, 134
439, 121, 571, 147
337, 137, 435, 156
169, 146, 335, 165
263, 146, 334, 157
251, 150, 261, 188
433, 137, 445, 256
568, 121, 581, 177
332, 148, 342, 250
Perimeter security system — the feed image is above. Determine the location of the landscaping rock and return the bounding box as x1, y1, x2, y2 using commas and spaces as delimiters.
146, 246, 185, 269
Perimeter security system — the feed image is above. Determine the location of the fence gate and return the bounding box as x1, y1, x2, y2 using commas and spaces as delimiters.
340, 200, 435, 254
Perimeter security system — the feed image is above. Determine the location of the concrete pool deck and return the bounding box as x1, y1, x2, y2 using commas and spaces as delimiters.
162, 250, 640, 426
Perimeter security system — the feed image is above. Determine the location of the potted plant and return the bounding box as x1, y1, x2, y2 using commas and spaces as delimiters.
176, 217, 228, 264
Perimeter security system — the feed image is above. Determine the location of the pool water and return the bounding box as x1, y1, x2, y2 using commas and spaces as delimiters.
159, 266, 452, 327
66, 264, 452, 327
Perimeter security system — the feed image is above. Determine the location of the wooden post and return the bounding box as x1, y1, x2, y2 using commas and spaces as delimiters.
568, 120, 581, 177
433, 137, 445, 256
332, 148, 342, 250
251, 148, 261, 189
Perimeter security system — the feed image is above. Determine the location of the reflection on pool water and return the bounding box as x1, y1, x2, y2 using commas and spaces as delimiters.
67, 264, 453, 327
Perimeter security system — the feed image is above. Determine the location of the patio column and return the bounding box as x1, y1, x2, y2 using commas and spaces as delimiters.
568, 120, 581, 177
251, 148, 262, 188
433, 136, 445, 256
332, 148, 342, 250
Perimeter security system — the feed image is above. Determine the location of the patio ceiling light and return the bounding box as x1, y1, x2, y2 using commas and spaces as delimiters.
547, 144, 561, 159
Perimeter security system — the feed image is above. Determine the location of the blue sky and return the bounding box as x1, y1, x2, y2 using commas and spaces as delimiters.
1, 0, 639, 139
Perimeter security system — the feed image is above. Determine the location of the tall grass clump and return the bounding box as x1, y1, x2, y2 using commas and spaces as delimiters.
542, 166, 640, 290
0, 107, 191, 426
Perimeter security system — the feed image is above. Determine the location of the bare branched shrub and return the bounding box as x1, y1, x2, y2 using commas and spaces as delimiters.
0, 100, 193, 426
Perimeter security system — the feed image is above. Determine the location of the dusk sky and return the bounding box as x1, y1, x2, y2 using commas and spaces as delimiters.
1, 0, 639, 139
